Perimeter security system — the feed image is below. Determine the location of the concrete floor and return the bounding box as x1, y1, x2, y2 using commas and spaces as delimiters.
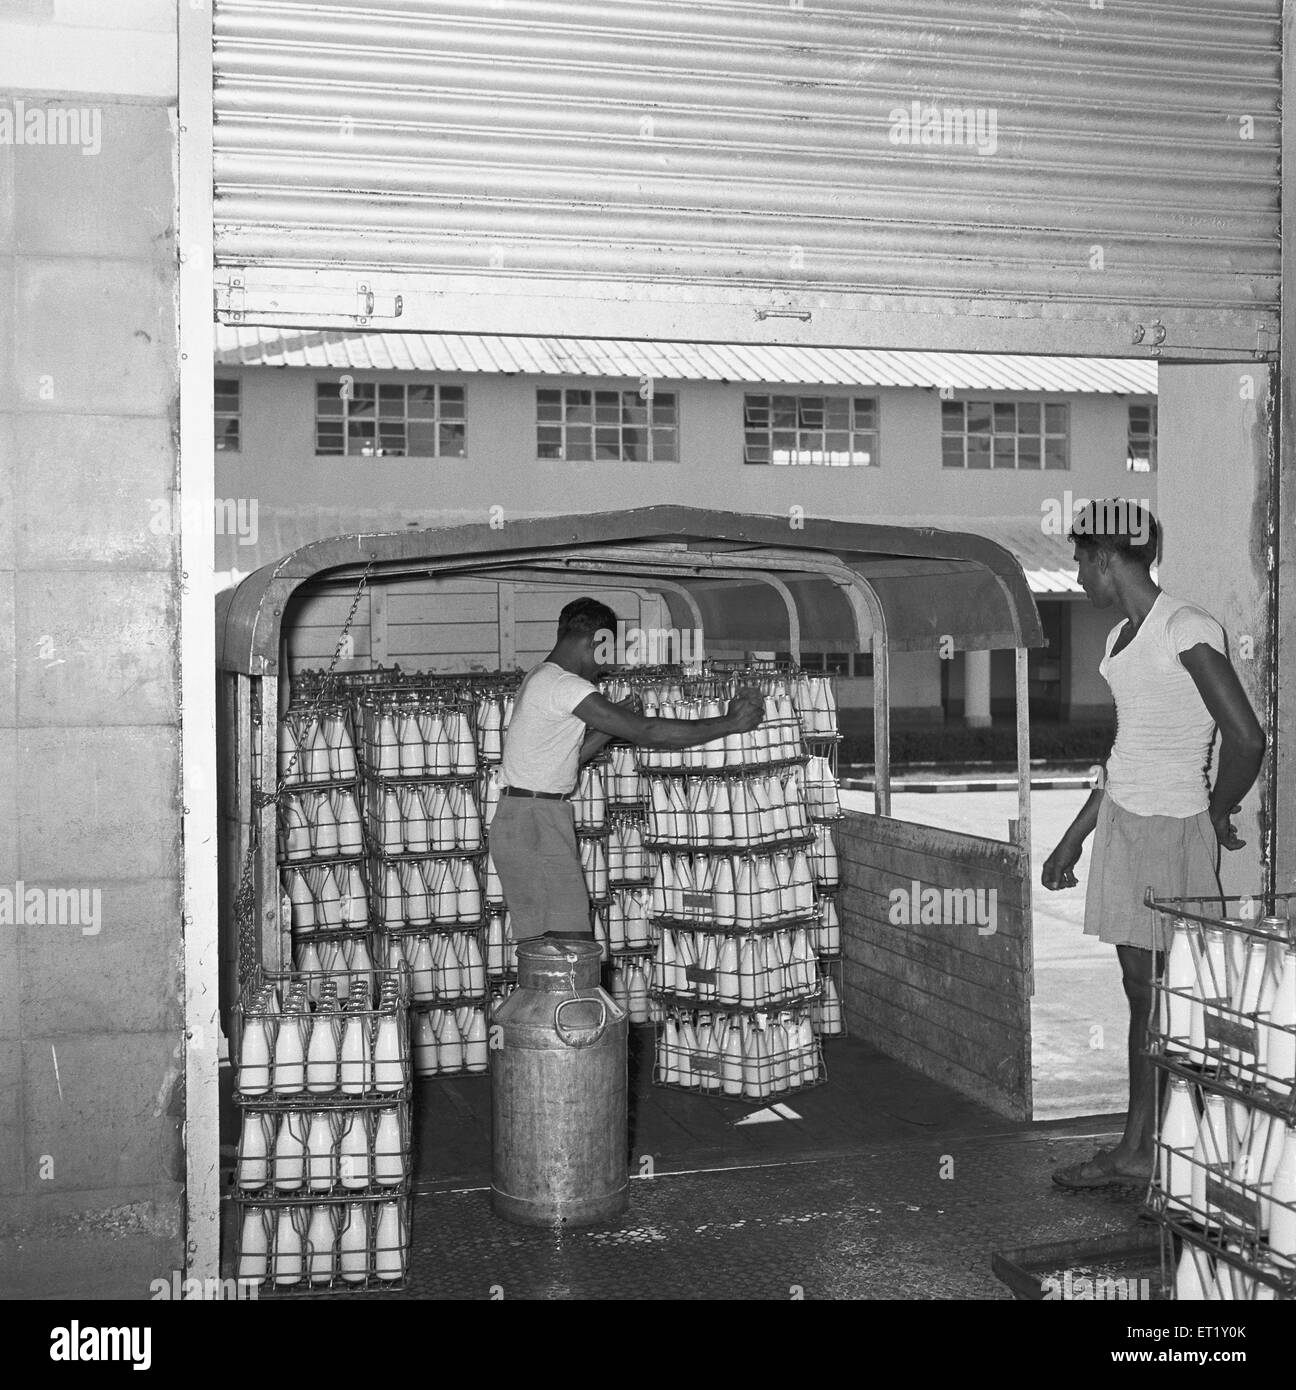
227, 1027, 1161, 1301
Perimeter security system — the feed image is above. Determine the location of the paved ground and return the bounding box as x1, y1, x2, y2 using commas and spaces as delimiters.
840, 787, 1128, 1121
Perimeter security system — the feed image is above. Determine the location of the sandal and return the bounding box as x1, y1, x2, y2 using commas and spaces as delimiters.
1051, 1151, 1150, 1190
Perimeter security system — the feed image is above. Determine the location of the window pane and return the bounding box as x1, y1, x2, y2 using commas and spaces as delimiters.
440, 384, 464, 407
537, 389, 561, 409
214, 382, 240, 410
1045, 403, 1068, 434
565, 399, 592, 425
798, 398, 825, 428
536, 399, 563, 422
316, 382, 343, 416
1017, 437, 1041, 469
966, 436, 992, 468
621, 428, 646, 461
623, 404, 648, 426
595, 427, 622, 457
408, 385, 438, 418
594, 399, 621, 424
652, 429, 677, 461
993, 402, 1016, 432
941, 437, 964, 468
744, 398, 770, 427
825, 654, 850, 675
745, 438, 770, 465
825, 430, 849, 455
1044, 436, 1069, 469
216, 419, 240, 451
941, 401, 964, 431
537, 426, 562, 458
966, 402, 992, 434
1129, 405, 1150, 429
379, 383, 404, 408
993, 438, 1016, 469
438, 422, 466, 457
772, 431, 797, 454
407, 422, 438, 455
652, 393, 677, 421
378, 421, 405, 446
316, 421, 344, 454
1017, 402, 1040, 433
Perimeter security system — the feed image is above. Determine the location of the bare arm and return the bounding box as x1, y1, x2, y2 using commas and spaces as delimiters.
573, 690, 762, 749
1042, 787, 1104, 890
1180, 643, 1266, 850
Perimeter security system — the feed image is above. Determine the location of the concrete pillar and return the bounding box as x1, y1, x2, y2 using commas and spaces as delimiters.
964, 648, 992, 727
1157, 364, 1270, 898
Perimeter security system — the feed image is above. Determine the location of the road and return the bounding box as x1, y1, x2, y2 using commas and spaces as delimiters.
839, 787, 1127, 1121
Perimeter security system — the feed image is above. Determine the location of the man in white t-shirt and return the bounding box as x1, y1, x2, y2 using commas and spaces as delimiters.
491, 597, 764, 943
1043, 501, 1265, 1190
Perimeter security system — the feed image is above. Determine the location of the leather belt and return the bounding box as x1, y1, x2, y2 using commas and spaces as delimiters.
501, 786, 569, 801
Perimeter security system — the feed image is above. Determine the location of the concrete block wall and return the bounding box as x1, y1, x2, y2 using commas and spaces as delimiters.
0, 1, 185, 1299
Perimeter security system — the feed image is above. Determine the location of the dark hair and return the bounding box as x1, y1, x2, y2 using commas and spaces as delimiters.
1067, 498, 1159, 569
557, 597, 618, 641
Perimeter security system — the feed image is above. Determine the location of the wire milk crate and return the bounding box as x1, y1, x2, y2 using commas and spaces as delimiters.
653, 1005, 826, 1102
1147, 892, 1295, 1099
234, 1103, 413, 1199
1146, 891, 1296, 1301
233, 1193, 412, 1294
233, 967, 412, 1105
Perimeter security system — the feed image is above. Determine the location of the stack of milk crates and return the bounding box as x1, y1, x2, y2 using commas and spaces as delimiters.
229, 962, 414, 1294
1148, 890, 1296, 1300
631, 663, 846, 1103
353, 680, 492, 1080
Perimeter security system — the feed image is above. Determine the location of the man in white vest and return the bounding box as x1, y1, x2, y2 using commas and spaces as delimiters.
1043, 500, 1264, 1188
491, 597, 764, 943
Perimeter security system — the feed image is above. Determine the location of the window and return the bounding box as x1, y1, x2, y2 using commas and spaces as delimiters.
941, 399, 1069, 470
315, 381, 466, 457
744, 394, 878, 466
535, 388, 677, 461
1127, 403, 1157, 472
775, 651, 872, 677
214, 378, 240, 452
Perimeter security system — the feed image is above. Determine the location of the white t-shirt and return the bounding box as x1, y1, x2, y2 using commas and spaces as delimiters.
1101, 593, 1226, 817
500, 662, 599, 794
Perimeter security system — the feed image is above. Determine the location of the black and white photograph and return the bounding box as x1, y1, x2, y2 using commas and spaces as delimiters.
0, 0, 1293, 1356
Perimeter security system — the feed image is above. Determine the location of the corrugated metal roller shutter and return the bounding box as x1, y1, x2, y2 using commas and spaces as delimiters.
212, 0, 1281, 358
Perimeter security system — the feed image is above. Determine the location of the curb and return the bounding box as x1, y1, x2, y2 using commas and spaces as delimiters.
840, 776, 1097, 794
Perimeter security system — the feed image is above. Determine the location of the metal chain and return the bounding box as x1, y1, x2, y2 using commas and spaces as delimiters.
235, 559, 377, 992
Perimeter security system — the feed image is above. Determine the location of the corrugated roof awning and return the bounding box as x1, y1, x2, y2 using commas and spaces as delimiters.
214, 328, 1158, 395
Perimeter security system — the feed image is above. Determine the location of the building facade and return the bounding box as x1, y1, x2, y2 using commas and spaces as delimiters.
214, 330, 1157, 728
